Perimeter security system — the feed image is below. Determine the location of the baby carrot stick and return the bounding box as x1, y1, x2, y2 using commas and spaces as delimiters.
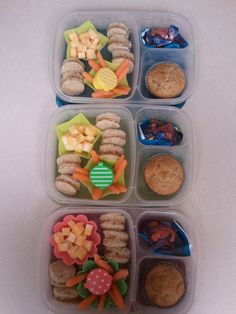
94, 254, 114, 274
115, 86, 131, 92
115, 59, 129, 77
114, 155, 124, 172
91, 150, 100, 164
78, 294, 98, 310
113, 159, 127, 183
88, 60, 101, 72
97, 51, 107, 67
108, 284, 125, 310
98, 293, 107, 312
117, 66, 129, 83
73, 172, 90, 182
75, 167, 89, 175
82, 71, 94, 83
92, 91, 114, 98
107, 184, 121, 194
91, 187, 103, 200
116, 184, 127, 193
66, 272, 88, 287
112, 87, 130, 96
113, 269, 129, 281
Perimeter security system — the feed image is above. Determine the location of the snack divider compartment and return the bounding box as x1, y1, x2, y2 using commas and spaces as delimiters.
43, 104, 194, 207
50, 10, 195, 107
133, 209, 197, 314
37, 207, 136, 314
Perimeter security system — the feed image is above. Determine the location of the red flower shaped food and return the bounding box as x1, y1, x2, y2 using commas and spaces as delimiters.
50, 214, 101, 265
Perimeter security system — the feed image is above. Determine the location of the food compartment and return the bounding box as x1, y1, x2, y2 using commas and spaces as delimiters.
134, 256, 195, 314
43, 105, 135, 205
50, 11, 139, 103
134, 146, 193, 206
139, 49, 194, 104
37, 207, 136, 314
135, 106, 193, 147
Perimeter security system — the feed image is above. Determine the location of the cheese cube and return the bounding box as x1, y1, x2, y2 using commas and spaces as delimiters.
69, 125, 79, 135
54, 232, 64, 244
67, 220, 75, 228
57, 241, 72, 252
85, 126, 96, 137
76, 133, 85, 143
78, 52, 86, 59
62, 228, 71, 236
67, 232, 77, 243
74, 144, 83, 153
75, 235, 86, 247
70, 47, 78, 58
84, 135, 95, 143
86, 49, 96, 60
80, 37, 91, 47
84, 224, 93, 236
77, 43, 87, 52
72, 223, 84, 236
68, 245, 78, 259
88, 29, 99, 40
82, 142, 93, 153
91, 38, 100, 49
62, 135, 77, 151
71, 41, 78, 48
77, 125, 86, 133
84, 240, 93, 253
76, 247, 87, 260
68, 32, 79, 42
79, 32, 90, 40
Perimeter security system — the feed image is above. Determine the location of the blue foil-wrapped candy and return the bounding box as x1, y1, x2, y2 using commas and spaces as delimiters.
141, 25, 188, 48
138, 118, 183, 146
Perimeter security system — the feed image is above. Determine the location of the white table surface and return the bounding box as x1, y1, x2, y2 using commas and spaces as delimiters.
1, 0, 236, 313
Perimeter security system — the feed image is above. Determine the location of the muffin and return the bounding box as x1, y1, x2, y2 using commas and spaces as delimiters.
144, 155, 184, 196
145, 264, 185, 307
146, 63, 186, 98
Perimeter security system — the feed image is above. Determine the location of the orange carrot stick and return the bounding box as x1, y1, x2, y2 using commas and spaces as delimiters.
91, 187, 103, 200
88, 60, 101, 72
98, 293, 107, 312
91, 150, 100, 164
82, 71, 94, 83
66, 272, 88, 287
107, 184, 121, 194
112, 87, 129, 96
113, 159, 127, 183
97, 51, 107, 67
114, 155, 125, 172
116, 184, 127, 193
115, 59, 129, 77
115, 86, 131, 92
78, 294, 98, 310
108, 284, 125, 310
117, 66, 129, 83
94, 254, 114, 274
75, 167, 89, 175
113, 269, 129, 281
73, 172, 90, 182
92, 91, 114, 98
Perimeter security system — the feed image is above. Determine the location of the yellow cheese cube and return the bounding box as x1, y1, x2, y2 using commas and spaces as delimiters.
86, 49, 96, 60
57, 241, 72, 252
82, 142, 93, 153
79, 32, 90, 40
84, 240, 93, 253
68, 245, 78, 259
62, 135, 77, 151
91, 38, 100, 49
84, 135, 95, 143
78, 52, 86, 59
67, 232, 77, 243
74, 144, 83, 153
62, 228, 71, 236
72, 223, 84, 236
85, 125, 97, 137
88, 29, 99, 40
70, 47, 78, 58
75, 235, 86, 247
84, 224, 93, 236
67, 220, 75, 228
54, 232, 64, 244
77, 42, 87, 52
77, 125, 86, 134
76, 247, 87, 260
69, 125, 79, 135
68, 32, 79, 42
76, 133, 85, 143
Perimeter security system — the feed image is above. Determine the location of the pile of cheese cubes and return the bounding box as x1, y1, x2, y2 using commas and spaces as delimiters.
68, 29, 101, 60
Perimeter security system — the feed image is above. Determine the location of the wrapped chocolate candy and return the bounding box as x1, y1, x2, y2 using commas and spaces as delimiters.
141, 25, 188, 48
138, 219, 190, 256
138, 118, 183, 146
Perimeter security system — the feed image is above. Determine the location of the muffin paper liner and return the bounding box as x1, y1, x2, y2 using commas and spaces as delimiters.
142, 152, 184, 200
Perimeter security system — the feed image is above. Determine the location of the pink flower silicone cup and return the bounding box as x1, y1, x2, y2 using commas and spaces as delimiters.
50, 214, 101, 265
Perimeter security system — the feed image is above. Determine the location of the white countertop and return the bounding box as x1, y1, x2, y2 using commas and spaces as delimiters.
0, 0, 236, 313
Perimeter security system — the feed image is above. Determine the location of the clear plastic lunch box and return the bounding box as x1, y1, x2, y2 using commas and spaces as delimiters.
43, 104, 195, 207
49, 10, 195, 107
37, 207, 198, 314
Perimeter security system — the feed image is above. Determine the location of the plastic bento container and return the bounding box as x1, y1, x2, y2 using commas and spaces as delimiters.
43, 104, 136, 205
134, 209, 197, 314
43, 104, 195, 206
49, 10, 195, 107
37, 207, 136, 314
